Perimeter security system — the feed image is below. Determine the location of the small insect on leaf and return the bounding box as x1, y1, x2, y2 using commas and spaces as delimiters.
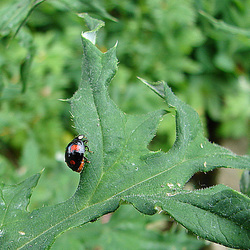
65, 135, 91, 173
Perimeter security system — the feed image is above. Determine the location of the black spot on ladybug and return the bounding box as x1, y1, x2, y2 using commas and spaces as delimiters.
65, 135, 91, 173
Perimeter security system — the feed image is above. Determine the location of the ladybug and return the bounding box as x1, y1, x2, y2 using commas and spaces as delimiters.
65, 135, 91, 173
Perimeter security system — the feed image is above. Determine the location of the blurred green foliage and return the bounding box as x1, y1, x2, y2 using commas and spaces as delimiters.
0, 0, 249, 248
102, 0, 250, 140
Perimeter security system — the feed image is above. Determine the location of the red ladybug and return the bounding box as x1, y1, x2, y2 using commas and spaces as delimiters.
65, 135, 90, 173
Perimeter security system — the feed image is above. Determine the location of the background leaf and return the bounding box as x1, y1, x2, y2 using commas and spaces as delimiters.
58, 0, 114, 21
200, 10, 250, 38
0, 0, 45, 39
240, 170, 250, 197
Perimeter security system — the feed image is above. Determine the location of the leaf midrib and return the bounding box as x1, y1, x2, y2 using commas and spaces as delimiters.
83, 49, 110, 206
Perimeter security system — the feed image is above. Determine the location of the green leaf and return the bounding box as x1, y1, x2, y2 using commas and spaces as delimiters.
18, 29, 36, 93
0, 0, 112, 40
199, 11, 250, 38
0, 173, 41, 241
1, 14, 249, 249
78, 13, 105, 44
0, 0, 45, 39
58, 0, 115, 21
160, 185, 250, 249
240, 170, 250, 197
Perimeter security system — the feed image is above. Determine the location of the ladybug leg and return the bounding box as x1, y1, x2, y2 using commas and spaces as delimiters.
84, 156, 90, 163
83, 139, 88, 144
85, 145, 94, 153
82, 137, 93, 153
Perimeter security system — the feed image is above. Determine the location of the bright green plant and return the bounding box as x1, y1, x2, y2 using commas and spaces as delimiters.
0, 15, 249, 249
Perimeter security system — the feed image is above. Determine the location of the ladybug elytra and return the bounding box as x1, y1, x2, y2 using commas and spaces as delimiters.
65, 135, 91, 173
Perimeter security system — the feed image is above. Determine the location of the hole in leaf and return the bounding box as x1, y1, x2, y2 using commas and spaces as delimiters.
185, 169, 219, 190
185, 168, 242, 192
148, 110, 176, 153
